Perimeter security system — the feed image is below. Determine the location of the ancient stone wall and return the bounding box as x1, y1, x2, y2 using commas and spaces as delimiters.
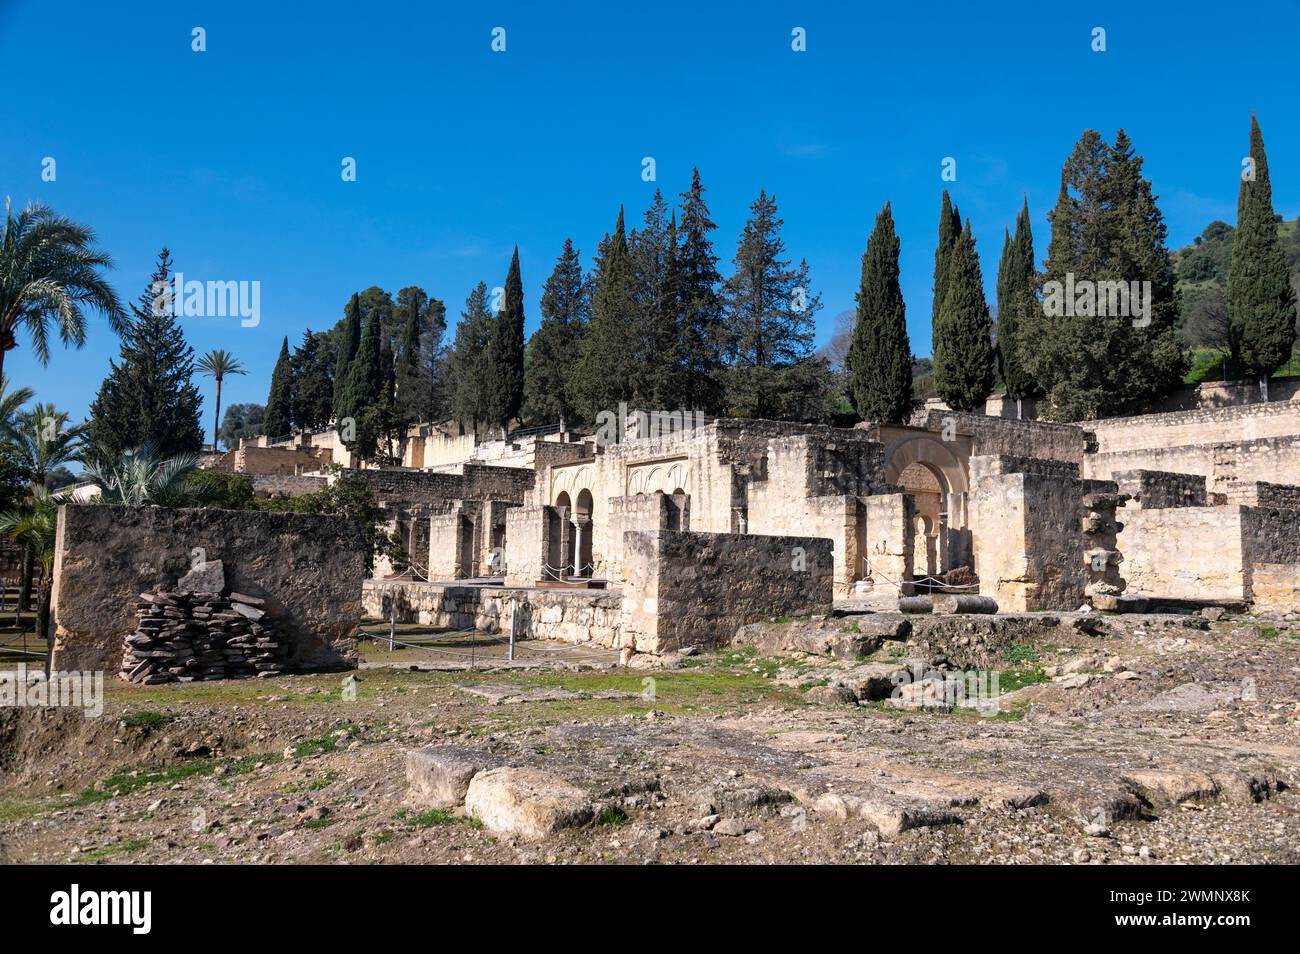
235, 442, 331, 476
1119, 507, 1249, 602
503, 505, 550, 587
911, 410, 1092, 464
1087, 401, 1300, 453
861, 493, 914, 602
249, 474, 328, 499
1113, 470, 1207, 509
1085, 434, 1300, 494
621, 530, 833, 653
970, 461, 1125, 611
50, 505, 366, 672
352, 464, 534, 512
1225, 481, 1300, 509
1242, 506, 1300, 614
362, 580, 624, 648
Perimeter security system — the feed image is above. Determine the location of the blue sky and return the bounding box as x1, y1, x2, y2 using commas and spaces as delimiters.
2, 0, 1298, 428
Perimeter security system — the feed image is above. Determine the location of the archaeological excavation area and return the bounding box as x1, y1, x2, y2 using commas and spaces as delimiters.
1, 395, 1298, 865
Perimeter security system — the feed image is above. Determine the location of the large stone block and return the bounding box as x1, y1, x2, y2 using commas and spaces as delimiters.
406, 746, 503, 808
464, 767, 593, 840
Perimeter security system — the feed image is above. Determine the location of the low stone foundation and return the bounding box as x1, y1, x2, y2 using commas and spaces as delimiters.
363, 581, 625, 648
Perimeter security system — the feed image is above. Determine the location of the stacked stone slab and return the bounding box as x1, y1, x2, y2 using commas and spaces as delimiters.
120, 590, 286, 684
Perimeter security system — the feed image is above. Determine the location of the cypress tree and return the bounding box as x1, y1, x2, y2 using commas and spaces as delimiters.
86, 248, 204, 463
333, 293, 362, 421
575, 207, 637, 419
1027, 129, 1184, 420
931, 191, 961, 330
485, 247, 526, 436
996, 198, 1039, 412
649, 213, 688, 408
524, 238, 589, 427
933, 221, 995, 412
1228, 115, 1297, 399
847, 203, 912, 424
262, 337, 294, 440
393, 288, 427, 433
341, 309, 385, 460
449, 283, 494, 431
677, 168, 725, 414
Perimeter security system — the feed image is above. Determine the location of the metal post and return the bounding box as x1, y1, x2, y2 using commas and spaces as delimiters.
388, 599, 395, 651
508, 599, 516, 662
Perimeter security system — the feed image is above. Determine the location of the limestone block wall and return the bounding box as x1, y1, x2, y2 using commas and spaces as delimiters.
235, 442, 332, 476
620, 530, 834, 654
971, 466, 1123, 611
428, 511, 463, 580
1088, 401, 1300, 453
1243, 506, 1300, 614
603, 494, 676, 581
363, 580, 624, 648
50, 504, 366, 672
503, 505, 550, 587
862, 493, 914, 596
911, 410, 1092, 464
250, 474, 329, 499
1119, 507, 1248, 602
1226, 481, 1300, 509
1112, 470, 1207, 509
1085, 435, 1300, 494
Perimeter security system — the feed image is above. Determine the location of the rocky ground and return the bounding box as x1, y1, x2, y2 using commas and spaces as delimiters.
1, 610, 1297, 865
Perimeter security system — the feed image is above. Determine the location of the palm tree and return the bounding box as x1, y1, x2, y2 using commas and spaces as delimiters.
2, 402, 85, 487
196, 348, 246, 450
0, 374, 34, 430
1, 402, 84, 618
0, 486, 66, 669
0, 198, 127, 383
83, 443, 201, 507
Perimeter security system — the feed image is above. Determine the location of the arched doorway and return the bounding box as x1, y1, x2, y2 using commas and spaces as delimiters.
554, 491, 574, 577
668, 488, 687, 531
574, 489, 594, 577
883, 435, 971, 574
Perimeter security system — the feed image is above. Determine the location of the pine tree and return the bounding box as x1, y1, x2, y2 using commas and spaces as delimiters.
720, 190, 827, 419
290, 330, 334, 431
1026, 129, 1184, 420
847, 203, 912, 424
629, 190, 673, 406
996, 198, 1039, 411
449, 283, 494, 431
485, 248, 526, 436
333, 293, 362, 421
575, 207, 637, 419
524, 238, 589, 427
262, 337, 294, 440
677, 169, 725, 413
1228, 115, 1297, 399
86, 248, 204, 463
933, 221, 996, 411
931, 191, 961, 331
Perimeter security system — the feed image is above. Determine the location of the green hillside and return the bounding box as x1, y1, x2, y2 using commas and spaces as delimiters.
1173, 216, 1300, 383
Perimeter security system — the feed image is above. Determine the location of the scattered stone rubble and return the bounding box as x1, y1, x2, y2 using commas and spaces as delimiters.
120, 589, 287, 684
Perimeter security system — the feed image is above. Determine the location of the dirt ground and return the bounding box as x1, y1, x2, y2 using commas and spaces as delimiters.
1, 612, 1297, 865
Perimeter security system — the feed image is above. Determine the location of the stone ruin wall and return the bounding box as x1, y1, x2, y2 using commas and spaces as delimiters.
969, 456, 1125, 612
369, 528, 834, 657
363, 580, 624, 649
620, 530, 834, 654
49, 504, 367, 673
